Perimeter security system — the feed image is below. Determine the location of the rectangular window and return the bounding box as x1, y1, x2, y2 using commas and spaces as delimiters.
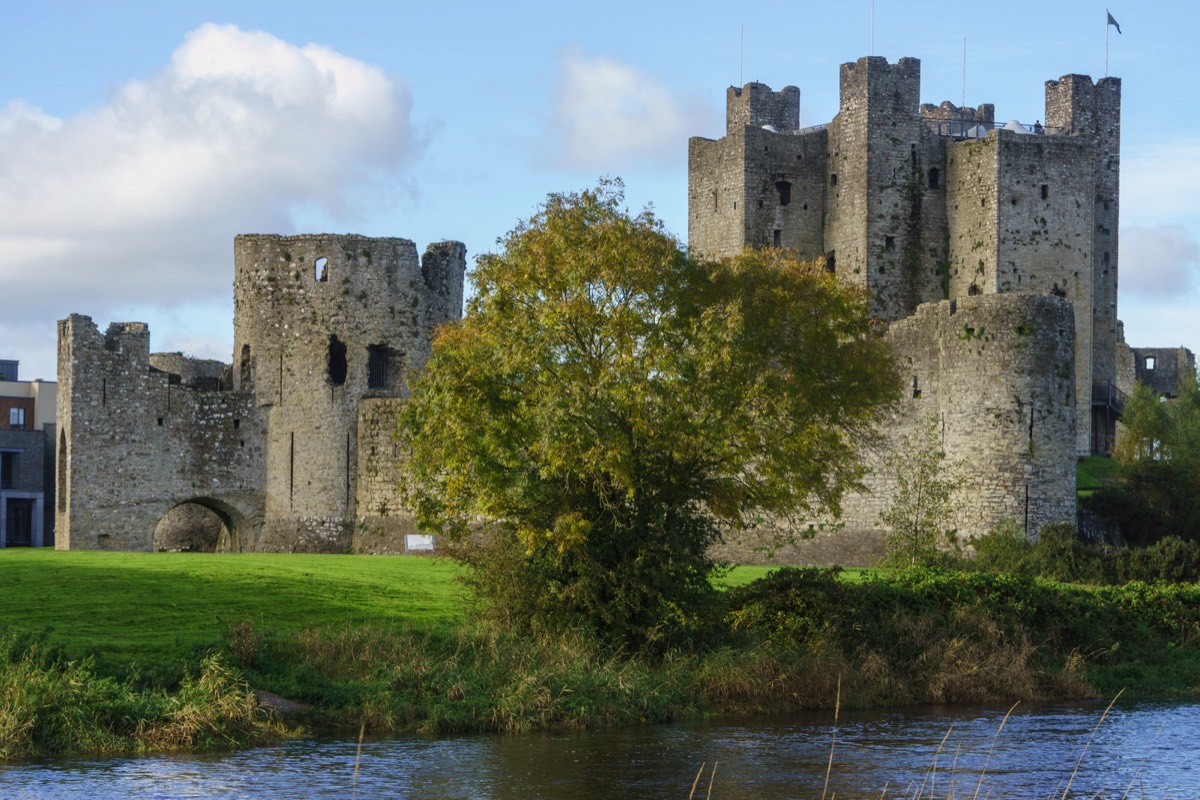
884, 236, 896, 251
773, 229, 782, 247
1040, 184, 1049, 200
368, 345, 389, 390
1, 452, 14, 489
1145, 356, 1157, 370
8, 407, 24, 429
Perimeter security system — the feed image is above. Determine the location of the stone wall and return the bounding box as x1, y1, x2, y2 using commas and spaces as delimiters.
713, 293, 1078, 566
232, 234, 464, 552
56, 316, 264, 551
56, 233, 466, 553
1125, 346, 1197, 398
352, 397, 423, 554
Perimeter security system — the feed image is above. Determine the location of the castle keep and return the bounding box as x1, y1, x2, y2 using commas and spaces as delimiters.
691, 56, 1120, 560
56, 235, 464, 552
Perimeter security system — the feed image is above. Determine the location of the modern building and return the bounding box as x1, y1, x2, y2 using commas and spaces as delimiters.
0, 359, 56, 547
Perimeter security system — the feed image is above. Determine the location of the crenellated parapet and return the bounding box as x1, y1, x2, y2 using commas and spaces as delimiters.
57, 232, 466, 554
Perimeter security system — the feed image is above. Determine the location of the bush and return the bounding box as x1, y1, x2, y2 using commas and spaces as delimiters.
1114, 536, 1200, 584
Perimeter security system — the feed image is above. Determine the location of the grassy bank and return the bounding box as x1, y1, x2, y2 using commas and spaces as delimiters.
1, 551, 1197, 759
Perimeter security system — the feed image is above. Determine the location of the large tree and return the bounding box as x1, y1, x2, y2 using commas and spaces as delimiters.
397, 182, 899, 647
1092, 369, 1200, 543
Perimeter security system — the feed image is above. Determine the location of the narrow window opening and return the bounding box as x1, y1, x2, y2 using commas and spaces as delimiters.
980, 196, 986, 207
0, 452, 14, 490
289, 432, 295, 508
824, 250, 836, 273
1145, 356, 1157, 370
830, 173, 838, 186
772, 229, 782, 247
315, 256, 329, 282
968, 283, 981, 296
884, 235, 895, 251
928, 167, 940, 189
157, 417, 163, 426
775, 180, 792, 206
57, 430, 66, 511
368, 345, 389, 390
1040, 184, 1049, 200
327, 335, 348, 385
912, 376, 921, 399
233, 418, 241, 429
239, 344, 252, 388
712, 189, 718, 212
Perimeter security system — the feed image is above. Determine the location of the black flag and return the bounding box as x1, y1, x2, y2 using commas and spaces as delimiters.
1107, 11, 1122, 34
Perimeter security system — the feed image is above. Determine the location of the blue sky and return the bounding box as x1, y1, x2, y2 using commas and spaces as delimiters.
2, 0, 1196, 381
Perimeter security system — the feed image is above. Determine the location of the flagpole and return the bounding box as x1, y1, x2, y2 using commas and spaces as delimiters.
870, 0, 875, 56
1105, 9, 1110, 77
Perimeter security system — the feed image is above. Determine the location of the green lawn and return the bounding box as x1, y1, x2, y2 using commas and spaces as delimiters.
0, 551, 871, 680
0, 550, 466, 670
1077, 454, 1121, 496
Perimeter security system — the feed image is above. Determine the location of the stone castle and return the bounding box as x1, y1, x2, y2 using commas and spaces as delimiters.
56, 235, 464, 552
690, 56, 1122, 562
53, 54, 1186, 561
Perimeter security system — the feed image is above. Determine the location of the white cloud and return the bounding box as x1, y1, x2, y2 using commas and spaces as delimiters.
547, 48, 717, 170
1119, 224, 1200, 297
0, 23, 423, 380
1122, 138, 1200, 225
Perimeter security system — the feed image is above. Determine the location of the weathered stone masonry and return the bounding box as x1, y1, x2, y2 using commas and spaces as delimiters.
56, 235, 465, 552
691, 56, 1118, 564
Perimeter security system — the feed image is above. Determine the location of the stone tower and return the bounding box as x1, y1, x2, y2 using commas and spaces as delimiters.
688, 55, 1121, 458
232, 234, 465, 551
56, 233, 465, 553
687, 55, 1126, 561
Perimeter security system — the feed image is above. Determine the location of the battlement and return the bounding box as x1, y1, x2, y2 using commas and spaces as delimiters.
839, 56, 921, 118
1045, 74, 1122, 136
726, 82, 800, 135
57, 230, 467, 555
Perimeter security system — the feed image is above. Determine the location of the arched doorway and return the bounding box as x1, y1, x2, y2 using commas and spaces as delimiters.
153, 499, 243, 553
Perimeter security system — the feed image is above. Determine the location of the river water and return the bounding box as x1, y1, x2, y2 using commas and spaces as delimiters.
2, 701, 1197, 798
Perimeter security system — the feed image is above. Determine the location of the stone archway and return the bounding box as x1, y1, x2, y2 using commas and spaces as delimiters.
153, 497, 250, 553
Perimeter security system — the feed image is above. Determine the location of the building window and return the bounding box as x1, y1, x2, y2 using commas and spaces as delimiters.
1145, 356, 1157, 370
830, 173, 838, 186
8, 407, 24, 430
773, 230, 782, 247
775, 180, 792, 206
884, 236, 895, 251
327, 335, 348, 385
1040, 184, 1049, 200
315, 256, 329, 282
928, 168, 940, 189
1, 451, 14, 489
368, 345, 390, 390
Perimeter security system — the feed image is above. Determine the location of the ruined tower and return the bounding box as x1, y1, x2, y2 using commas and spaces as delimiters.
56, 234, 465, 552
231, 235, 464, 551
